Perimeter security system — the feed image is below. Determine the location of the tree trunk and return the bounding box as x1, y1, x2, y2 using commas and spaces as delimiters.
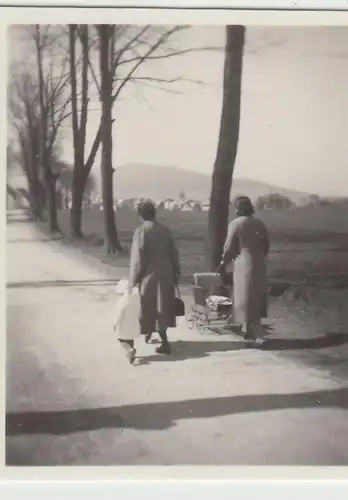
28, 179, 42, 219
207, 25, 245, 270
99, 25, 123, 254
35, 24, 60, 234
69, 24, 97, 238
69, 24, 83, 238
71, 167, 87, 238
101, 153, 122, 254
23, 148, 42, 219
43, 170, 60, 233
29, 140, 43, 219
20, 125, 43, 219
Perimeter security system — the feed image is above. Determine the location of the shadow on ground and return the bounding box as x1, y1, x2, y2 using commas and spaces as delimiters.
6, 213, 33, 225
260, 333, 348, 351
140, 332, 348, 364
7, 238, 54, 244
7, 279, 119, 289
6, 386, 348, 436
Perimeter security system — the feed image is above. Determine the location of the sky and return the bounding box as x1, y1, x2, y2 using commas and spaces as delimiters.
8, 25, 348, 197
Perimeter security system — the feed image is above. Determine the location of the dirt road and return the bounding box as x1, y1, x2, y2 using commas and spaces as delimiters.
6, 210, 348, 466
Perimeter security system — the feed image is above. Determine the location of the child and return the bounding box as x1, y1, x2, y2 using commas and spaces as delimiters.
113, 279, 141, 365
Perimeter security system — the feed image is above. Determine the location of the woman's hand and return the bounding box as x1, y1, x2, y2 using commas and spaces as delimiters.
219, 261, 229, 286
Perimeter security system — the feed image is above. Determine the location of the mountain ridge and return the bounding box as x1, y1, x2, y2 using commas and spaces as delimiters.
110, 163, 310, 203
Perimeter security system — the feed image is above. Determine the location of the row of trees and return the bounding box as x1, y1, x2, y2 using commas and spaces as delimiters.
8, 24, 201, 252
8, 24, 248, 268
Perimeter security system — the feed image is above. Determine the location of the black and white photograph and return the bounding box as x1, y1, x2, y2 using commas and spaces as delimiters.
5, 11, 348, 468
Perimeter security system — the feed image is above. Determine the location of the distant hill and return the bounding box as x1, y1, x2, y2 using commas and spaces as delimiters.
111, 163, 310, 203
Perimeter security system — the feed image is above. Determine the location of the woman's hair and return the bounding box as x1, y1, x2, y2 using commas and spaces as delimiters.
234, 196, 255, 217
137, 200, 156, 221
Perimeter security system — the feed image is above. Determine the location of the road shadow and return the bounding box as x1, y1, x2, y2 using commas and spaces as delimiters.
7, 279, 120, 289
260, 332, 348, 351
188, 323, 274, 338
226, 324, 274, 336
140, 332, 348, 364
6, 213, 33, 224
141, 339, 249, 363
6, 387, 348, 436
7, 218, 33, 225
7, 238, 54, 244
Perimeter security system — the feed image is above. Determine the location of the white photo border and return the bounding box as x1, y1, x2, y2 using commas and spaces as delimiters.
1, 0, 348, 498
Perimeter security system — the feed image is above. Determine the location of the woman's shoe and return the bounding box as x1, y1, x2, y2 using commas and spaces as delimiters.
250, 338, 264, 348
155, 343, 171, 355
241, 323, 251, 339
242, 330, 254, 341
126, 348, 137, 364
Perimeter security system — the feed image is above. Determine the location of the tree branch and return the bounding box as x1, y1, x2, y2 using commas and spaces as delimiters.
83, 124, 101, 176
79, 23, 89, 162
111, 26, 184, 102
129, 80, 186, 95
111, 25, 151, 76
121, 75, 206, 85
69, 23, 79, 163
117, 44, 218, 67
86, 45, 101, 94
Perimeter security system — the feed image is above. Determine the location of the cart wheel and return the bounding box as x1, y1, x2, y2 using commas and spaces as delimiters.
195, 313, 202, 330
186, 312, 195, 329
196, 312, 207, 334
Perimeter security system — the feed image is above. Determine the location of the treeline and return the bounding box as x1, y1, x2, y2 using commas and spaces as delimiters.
8, 24, 199, 253
9, 24, 277, 269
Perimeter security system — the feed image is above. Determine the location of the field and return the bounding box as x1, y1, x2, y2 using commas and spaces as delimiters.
56, 204, 348, 291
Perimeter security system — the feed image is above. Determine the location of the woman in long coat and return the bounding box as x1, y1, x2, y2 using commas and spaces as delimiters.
128, 200, 180, 355
221, 196, 269, 343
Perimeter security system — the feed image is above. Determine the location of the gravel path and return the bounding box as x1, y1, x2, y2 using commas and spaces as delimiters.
6, 210, 348, 467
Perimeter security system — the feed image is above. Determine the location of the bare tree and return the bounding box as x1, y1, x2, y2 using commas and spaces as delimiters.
90, 24, 197, 253
8, 68, 70, 221
8, 68, 44, 218
8, 24, 71, 227
30, 24, 71, 233
208, 25, 246, 270
97, 25, 122, 253
34, 25, 63, 232
69, 24, 102, 237
52, 158, 97, 211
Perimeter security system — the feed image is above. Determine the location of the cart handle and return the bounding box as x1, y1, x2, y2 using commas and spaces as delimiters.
206, 262, 225, 298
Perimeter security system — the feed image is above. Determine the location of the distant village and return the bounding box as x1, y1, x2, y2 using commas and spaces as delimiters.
57, 188, 347, 213
59, 190, 211, 212
8, 174, 347, 213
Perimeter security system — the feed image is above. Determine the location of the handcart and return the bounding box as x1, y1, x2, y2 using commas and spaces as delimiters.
186, 269, 233, 334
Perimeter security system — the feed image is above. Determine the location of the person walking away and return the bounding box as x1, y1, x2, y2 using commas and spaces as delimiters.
128, 200, 181, 354
113, 279, 141, 365
220, 196, 269, 344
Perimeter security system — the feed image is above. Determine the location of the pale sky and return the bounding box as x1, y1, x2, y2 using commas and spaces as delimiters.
8, 25, 348, 196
